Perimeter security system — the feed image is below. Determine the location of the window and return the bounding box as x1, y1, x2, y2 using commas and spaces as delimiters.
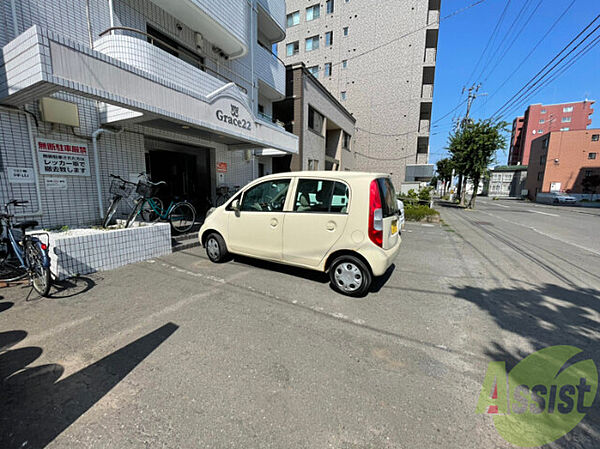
342, 131, 351, 150
305, 35, 320, 51
240, 179, 290, 212
560, 127, 570, 131
306, 4, 320, 21
561, 116, 572, 123
589, 153, 597, 160
376, 178, 398, 217
286, 41, 299, 56
541, 109, 547, 114
286, 11, 300, 27
563, 106, 574, 113
294, 179, 349, 213
308, 106, 324, 134
326, 0, 334, 14
147, 25, 205, 71
342, 59, 348, 68
592, 134, 599, 141
341, 91, 347, 100
539, 119, 545, 124
343, 26, 349, 36
307, 159, 319, 170
538, 129, 544, 134
325, 31, 333, 47
308, 65, 319, 78
585, 169, 593, 177
492, 173, 501, 181
325, 62, 332, 76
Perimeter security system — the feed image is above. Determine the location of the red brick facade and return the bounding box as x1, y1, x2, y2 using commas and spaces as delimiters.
526, 129, 600, 199
508, 101, 594, 166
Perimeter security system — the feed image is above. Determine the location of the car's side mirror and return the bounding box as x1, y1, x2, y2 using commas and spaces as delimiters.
231, 198, 240, 212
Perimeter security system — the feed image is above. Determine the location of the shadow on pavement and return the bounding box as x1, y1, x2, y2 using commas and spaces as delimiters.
48, 276, 97, 299
0, 301, 13, 313
0, 322, 179, 449
231, 255, 330, 284
451, 283, 600, 448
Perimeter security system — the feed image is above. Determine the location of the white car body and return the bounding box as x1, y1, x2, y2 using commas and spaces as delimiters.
551, 192, 577, 203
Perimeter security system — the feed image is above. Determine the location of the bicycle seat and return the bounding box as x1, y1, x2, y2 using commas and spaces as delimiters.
14, 220, 38, 230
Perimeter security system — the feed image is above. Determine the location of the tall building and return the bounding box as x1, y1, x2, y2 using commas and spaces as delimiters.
0, 0, 297, 228
277, 0, 440, 186
508, 100, 594, 166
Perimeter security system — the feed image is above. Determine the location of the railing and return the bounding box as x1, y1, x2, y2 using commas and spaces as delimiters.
98, 27, 251, 94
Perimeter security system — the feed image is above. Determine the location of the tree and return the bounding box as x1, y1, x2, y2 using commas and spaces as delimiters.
448, 119, 507, 209
436, 158, 454, 196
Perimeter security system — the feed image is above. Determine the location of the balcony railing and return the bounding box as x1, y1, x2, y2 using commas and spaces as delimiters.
255, 42, 286, 96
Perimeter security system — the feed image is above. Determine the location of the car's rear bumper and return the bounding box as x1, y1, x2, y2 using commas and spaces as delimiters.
358, 236, 402, 277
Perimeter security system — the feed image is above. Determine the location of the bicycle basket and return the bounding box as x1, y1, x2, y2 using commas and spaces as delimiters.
136, 181, 159, 198
109, 178, 134, 197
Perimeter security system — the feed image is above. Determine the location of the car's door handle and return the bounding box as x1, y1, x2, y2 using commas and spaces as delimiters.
326, 221, 336, 231
270, 218, 278, 227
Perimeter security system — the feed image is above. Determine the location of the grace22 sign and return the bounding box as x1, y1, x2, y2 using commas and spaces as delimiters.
36, 138, 90, 177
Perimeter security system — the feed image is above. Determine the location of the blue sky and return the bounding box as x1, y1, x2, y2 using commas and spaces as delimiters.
429, 0, 600, 167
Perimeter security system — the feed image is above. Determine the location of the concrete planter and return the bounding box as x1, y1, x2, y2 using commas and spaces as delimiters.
47, 223, 171, 280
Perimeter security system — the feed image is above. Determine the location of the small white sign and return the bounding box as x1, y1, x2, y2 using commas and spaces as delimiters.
550, 182, 561, 192
7, 167, 35, 183
44, 177, 68, 190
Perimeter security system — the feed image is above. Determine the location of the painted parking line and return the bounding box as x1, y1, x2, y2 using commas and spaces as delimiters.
527, 209, 559, 217
494, 203, 510, 208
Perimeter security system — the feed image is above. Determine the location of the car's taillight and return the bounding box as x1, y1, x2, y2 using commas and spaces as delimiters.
368, 180, 383, 247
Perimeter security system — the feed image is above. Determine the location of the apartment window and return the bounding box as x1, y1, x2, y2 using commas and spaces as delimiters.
585, 169, 593, 177
326, 0, 335, 14
560, 127, 570, 131
592, 134, 600, 141
305, 35, 320, 52
286, 41, 299, 56
343, 26, 349, 36
306, 4, 320, 21
539, 119, 545, 124
147, 25, 205, 71
589, 153, 597, 160
325, 62, 332, 77
286, 11, 300, 27
308, 159, 320, 170
308, 65, 319, 78
342, 59, 348, 68
308, 106, 324, 134
325, 31, 333, 47
342, 131, 351, 150
541, 109, 547, 114
563, 106, 574, 113
561, 116, 572, 123
340, 91, 347, 100
538, 129, 544, 134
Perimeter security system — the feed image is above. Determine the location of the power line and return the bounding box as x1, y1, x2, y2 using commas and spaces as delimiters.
491, 15, 600, 119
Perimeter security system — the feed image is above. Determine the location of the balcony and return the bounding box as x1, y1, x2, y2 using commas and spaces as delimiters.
427, 9, 440, 26
255, 43, 285, 99
257, 0, 286, 44
147, 0, 247, 58
421, 84, 433, 99
424, 47, 437, 64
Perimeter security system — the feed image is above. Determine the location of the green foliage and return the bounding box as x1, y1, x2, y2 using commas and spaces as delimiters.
418, 186, 434, 201
436, 158, 454, 183
404, 203, 439, 221
45, 225, 70, 232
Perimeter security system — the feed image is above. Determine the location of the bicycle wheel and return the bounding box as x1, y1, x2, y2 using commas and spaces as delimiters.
125, 199, 144, 228
102, 197, 120, 228
25, 242, 51, 297
168, 202, 196, 234
141, 197, 163, 223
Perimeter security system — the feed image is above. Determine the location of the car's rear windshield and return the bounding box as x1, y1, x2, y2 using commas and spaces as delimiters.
376, 177, 398, 217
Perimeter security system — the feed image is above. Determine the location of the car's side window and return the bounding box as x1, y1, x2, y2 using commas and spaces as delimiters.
294, 179, 349, 213
240, 179, 290, 212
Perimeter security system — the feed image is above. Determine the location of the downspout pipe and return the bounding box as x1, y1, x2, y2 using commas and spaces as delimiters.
92, 128, 123, 220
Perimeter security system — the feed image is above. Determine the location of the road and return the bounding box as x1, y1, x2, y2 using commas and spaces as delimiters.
1, 199, 598, 448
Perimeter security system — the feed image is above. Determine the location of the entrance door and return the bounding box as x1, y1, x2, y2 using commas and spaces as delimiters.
228, 178, 291, 260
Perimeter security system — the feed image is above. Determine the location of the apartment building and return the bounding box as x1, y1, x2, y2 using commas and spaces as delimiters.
272, 63, 356, 172
277, 0, 440, 186
508, 100, 594, 166
525, 129, 600, 199
0, 0, 297, 228
488, 165, 528, 198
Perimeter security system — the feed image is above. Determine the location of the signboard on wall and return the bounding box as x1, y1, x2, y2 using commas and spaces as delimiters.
36, 138, 90, 176
216, 162, 228, 173
550, 182, 561, 192
7, 167, 35, 183
44, 177, 68, 190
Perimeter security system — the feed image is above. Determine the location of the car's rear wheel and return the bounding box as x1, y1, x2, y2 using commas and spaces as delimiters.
329, 255, 372, 297
205, 233, 229, 263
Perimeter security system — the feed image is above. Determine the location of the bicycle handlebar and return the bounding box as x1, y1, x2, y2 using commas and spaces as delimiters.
109, 174, 136, 185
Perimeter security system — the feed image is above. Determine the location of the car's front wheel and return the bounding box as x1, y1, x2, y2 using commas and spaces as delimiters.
205, 233, 229, 263
329, 255, 372, 297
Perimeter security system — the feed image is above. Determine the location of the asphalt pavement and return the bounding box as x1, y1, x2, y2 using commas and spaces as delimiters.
0, 199, 598, 448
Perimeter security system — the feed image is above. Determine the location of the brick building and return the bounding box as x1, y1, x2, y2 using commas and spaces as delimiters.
508, 100, 594, 166
277, 0, 440, 186
0, 0, 297, 228
272, 63, 356, 172
525, 129, 600, 199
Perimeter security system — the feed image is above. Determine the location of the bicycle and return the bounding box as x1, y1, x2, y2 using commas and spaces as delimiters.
215, 184, 240, 206
125, 178, 197, 234
102, 174, 136, 228
0, 200, 52, 297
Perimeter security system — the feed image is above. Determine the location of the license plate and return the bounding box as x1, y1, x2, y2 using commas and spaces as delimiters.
391, 220, 398, 234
